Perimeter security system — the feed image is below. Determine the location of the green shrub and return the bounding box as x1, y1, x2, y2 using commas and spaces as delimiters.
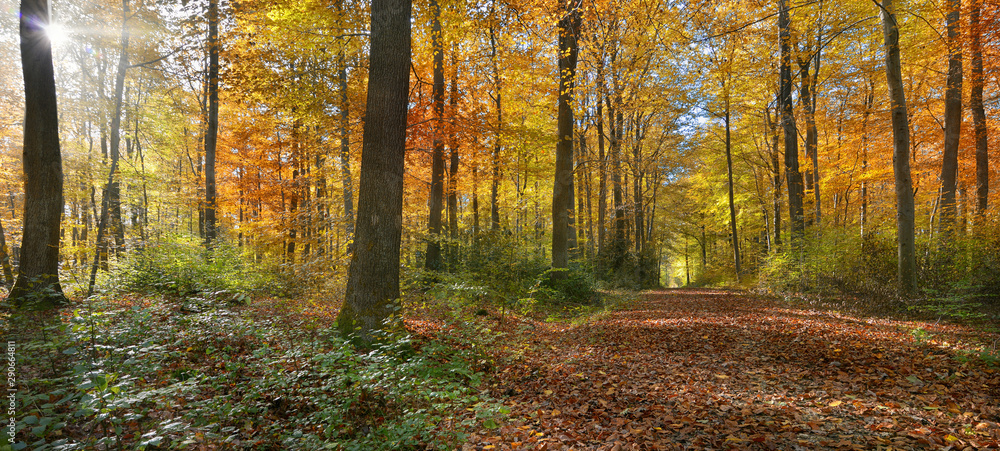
103, 235, 279, 299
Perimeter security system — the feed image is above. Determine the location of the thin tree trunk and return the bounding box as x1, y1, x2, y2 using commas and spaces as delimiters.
425, 0, 445, 271
489, 18, 502, 231
447, 51, 460, 267
724, 100, 741, 281
338, 45, 354, 253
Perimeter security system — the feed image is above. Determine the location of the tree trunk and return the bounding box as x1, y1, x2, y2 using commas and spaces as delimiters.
596, 92, 607, 257
336, 0, 412, 341
879, 0, 917, 296
765, 102, 782, 248
724, 102, 741, 282
0, 217, 13, 286
447, 51, 460, 267
204, 0, 220, 248
551, 0, 581, 281
10, 0, 68, 307
425, 0, 445, 271
970, 0, 988, 215
338, 45, 355, 253
779, 0, 805, 238
489, 19, 502, 231
939, 0, 963, 239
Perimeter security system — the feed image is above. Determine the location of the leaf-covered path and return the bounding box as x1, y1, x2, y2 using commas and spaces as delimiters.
471, 289, 1000, 450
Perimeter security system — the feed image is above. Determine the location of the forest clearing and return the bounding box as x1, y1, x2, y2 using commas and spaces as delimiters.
4, 0, 1000, 448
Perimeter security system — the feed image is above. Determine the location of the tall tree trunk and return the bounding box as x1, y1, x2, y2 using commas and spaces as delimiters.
939, 0, 963, 239
103, 0, 130, 259
338, 46, 355, 253
447, 51, 460, 267
596, 81, 607, 256
765, 102, 782, 248
489, 17, 502, 231
336, 0, 412, 341
860, 78, 875, 239
970, 0, 988, 215
551, 0, 581, 281
797, 41, 821, 226
879, 0, 917, 296
779, 0, 805, 238
724, 100, 741, 282
10, 0, 68, 307
204, 0, 220, 247
425, 0, 445, 271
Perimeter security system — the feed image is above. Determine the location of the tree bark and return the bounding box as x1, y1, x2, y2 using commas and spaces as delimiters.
338, 44, 355, 253
10, 0, 68, 307
336, 0, 412, 341
489, 14, 502, 231
425, 0, 445, 271
204, 0, 220, 247
779, 0, 805, 238
879, 0, 918, 296
939, 0, 962, 238
970, 0, 988, 215
941, 0, 962, 242
551, 0, 581, 281
724, 100, 741, 281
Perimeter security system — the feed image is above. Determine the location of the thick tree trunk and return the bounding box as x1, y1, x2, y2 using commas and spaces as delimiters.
778, 0, 805, 238
336, 0, 412, 341
939, 0, 963, 238
551, 0, 581, 281
10, 0, 68, 307
879, 0, 917, 296
204, 0, 219, 247
425, 0, 445, 271
970, 0, 988, 215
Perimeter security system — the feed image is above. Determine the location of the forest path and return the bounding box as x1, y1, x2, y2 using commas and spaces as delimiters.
471, 288, 1000, 450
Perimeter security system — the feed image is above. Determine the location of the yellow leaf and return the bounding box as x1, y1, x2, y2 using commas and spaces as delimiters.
829, 400, 843, 407
484, 446, 496, 450
945, 434, 958, 442
715, 374, 729, 379
543, 389, 552, 395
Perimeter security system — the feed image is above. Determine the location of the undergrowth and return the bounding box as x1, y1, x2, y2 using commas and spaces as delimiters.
2, 295, 505, 450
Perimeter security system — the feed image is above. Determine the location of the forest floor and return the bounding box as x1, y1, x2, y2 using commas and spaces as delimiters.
463, 288, 1000, 450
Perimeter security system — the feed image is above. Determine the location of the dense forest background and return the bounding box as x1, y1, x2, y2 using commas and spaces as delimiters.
1, 0, 999, 301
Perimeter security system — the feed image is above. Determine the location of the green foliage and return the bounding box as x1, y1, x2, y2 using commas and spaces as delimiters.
103, 235, 280, 299
4, 295, 504, 450
758, 228, 900, 308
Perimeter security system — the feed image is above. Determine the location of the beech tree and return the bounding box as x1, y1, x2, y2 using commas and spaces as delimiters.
336, 0, 412, 340
878, 0, 917, 296
551, 0, 582, 281
10, 0, 68, 307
